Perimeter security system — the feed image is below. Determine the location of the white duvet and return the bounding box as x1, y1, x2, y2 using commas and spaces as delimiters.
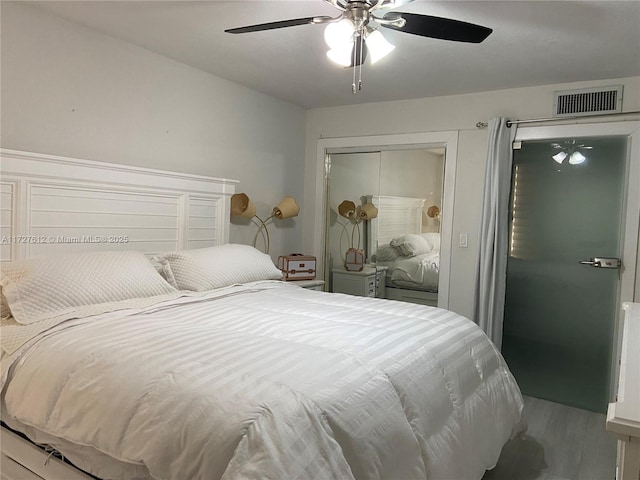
378, 251, 440, 291
1, 281, 522, 480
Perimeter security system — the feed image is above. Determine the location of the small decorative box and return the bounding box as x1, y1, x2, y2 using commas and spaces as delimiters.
345, 248, 365, 272
277, 254, 317, 281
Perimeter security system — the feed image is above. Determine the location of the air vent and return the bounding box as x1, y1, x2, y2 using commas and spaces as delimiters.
553, 85, 623, 117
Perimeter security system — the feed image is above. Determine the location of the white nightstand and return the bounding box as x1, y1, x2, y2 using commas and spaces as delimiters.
286, 279, 325, 291
332, 266, 387, 298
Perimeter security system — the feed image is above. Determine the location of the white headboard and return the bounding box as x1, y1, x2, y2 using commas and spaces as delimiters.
366, 195, 425, 256
0, 149, 238, 262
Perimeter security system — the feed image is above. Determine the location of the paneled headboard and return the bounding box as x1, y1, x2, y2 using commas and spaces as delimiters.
0, 149, 238, 262
366, 195, 425, 256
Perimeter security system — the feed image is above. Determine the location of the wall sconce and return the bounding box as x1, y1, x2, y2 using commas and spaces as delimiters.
230, 193, 299, 254
427, 205, 441, 220
338, 199, 378, 271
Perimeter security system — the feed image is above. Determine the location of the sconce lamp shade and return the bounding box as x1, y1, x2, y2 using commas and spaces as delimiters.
230, 193, 256, 219
272, 196, 300, 220
359, 202, 378, 220
427, 205, 440, 219
338, 200, 357, 219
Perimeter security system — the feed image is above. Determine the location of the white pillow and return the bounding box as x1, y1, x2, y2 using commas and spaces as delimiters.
0, 250, 177, 325
390, 234, 433, 257
1, 286, 10, 319
421, 232, 441, 252
374, 244, 403, 262
155, 244, 283, 291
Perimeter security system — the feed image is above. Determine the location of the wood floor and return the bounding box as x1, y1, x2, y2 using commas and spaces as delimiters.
482, 396, 617, 480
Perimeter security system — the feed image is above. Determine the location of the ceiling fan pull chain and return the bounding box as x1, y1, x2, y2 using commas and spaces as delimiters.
352, 40, 357, 94
358, 33, 363, 91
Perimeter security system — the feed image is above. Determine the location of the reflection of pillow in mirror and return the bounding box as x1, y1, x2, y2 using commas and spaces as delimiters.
374, 244, 403, 262
420, 233, 441, 252
390, 234, 432, 257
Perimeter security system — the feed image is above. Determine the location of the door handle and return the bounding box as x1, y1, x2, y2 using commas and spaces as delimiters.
579, 260, 601, 267
578, 257, 621, 269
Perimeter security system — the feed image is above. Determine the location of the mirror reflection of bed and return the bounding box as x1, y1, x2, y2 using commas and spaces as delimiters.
368, 195, 440, 307
325, 148, 444, 307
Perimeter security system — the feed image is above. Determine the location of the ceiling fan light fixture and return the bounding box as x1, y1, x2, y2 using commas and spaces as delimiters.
327, 44, 354, 66
324, 19, 354, 49
552, 151, 567, 164
569, 151, 586, 165
365, 29, 395, 64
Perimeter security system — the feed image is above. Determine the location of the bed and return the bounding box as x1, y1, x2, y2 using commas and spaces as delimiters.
0, 150, 523, 480
367, 196, 440, 306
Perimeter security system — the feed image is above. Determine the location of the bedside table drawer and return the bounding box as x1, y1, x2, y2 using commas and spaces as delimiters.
366, 277, 376, 297
332, 266, 388, 298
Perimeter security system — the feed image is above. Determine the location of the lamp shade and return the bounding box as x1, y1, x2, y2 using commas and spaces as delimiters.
338, 200, 357, 219
569, 151, 586, 165
324, 19, 354, 49
230, 193, 256, 219
359, 202, 378, 220
365, 30, 394, 64
272, 196, 300, 220
552, 151, 567, 164
427, 205, 440, 219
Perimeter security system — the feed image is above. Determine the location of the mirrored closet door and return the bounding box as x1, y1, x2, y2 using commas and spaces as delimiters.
325, 148, 445, 306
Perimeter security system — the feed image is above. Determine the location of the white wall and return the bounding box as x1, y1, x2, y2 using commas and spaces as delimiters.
379, 149, 444, 233
0, 2, 306, 259
303, 76, 640, 319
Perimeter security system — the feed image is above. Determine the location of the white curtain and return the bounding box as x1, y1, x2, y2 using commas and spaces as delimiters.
473, 117, 517, 349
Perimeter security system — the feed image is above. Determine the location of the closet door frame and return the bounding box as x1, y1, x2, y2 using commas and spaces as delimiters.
313, 131, 458, 309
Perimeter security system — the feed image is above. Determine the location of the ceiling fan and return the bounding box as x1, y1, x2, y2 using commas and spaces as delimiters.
225, 0, 493, 93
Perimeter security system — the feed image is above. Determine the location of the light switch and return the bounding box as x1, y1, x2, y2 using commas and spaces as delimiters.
459, 233, 468, 248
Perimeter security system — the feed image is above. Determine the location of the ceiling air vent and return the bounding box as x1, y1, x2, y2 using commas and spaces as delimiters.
553, 85, 623, 117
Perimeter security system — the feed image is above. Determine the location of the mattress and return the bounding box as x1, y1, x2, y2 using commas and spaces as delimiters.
1, 281, 522, 480
378, 251, 440, 291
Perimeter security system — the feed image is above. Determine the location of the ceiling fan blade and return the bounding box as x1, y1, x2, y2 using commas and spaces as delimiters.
380, 12, 492, 43
225, 16, 333, 34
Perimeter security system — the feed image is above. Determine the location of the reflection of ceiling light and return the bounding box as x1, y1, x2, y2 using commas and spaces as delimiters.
552, 151, 568, 164
569, 151, 586, 165
551, 140, 590, 166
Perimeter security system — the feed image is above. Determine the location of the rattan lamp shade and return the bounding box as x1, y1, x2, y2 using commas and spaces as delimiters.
230, 193, 257, 219
427, 205, 440, 218
272, 196, 300, 220
359, 202, 378, 220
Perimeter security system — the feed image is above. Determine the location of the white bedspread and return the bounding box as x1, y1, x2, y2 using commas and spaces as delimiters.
1, 281, 522, 480
378, 251, 440, 291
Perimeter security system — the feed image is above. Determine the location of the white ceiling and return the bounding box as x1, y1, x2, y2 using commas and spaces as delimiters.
30, 0, 640, 109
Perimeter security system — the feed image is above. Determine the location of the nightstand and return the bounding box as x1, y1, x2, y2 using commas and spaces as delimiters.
332, 266, 387, 298
286, 279, 325, 291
